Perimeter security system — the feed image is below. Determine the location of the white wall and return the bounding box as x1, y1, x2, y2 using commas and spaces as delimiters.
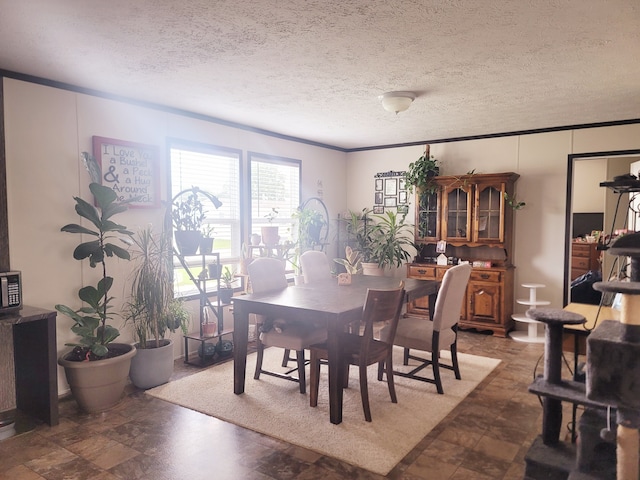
3, 78, 347, 394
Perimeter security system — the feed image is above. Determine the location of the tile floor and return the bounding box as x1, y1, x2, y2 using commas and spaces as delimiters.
0, 331, 564, 480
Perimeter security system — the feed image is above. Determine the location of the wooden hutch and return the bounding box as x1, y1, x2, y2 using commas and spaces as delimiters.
407, 172, 520, 336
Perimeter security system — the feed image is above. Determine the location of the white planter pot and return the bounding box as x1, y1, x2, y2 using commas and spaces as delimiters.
362, 262, 385, 276
129, 339, 174, 389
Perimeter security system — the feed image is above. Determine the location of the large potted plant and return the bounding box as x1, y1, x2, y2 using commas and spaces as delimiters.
124, 226, 190, 389
367, 210, 414, 273
55, 152, 137, 413
404, 144, 440, 194
293, 205, 326, 251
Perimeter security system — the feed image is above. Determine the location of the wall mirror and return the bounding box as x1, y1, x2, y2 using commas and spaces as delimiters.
564, 149, 640, 305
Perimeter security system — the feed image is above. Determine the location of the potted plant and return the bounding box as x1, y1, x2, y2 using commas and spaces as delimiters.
218, 266, 235, 304
55, 152, 137, 413
199, 224, 215, 254
293, 205, 326, 251
261, 207, 280, 246
172, 190, 205, 255
340, 209, 376, 264
124, 226, 190, 389
367, 210, 414, 273
334, 245, 362, 283
404, 144, 440, 194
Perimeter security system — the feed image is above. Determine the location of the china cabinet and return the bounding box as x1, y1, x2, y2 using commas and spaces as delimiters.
408, 172, 520, 336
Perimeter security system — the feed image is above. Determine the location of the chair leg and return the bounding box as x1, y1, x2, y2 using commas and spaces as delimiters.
309, 350, 320, 407
377, 360, 384, 381
403, 347, 410, 365
359, 363, 372, 422
254, 340, 265, 380
282, 348, 292, 367
451, 342, 461, 380
432, 349, 444, 394
385, 355, 397, 404
296, 349, 306, 394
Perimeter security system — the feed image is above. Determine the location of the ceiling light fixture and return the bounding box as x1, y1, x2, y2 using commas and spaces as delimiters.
380, 91, 416, 114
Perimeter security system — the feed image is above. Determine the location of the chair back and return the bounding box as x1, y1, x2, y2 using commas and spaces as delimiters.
360, 281, 405, 356
247, 257, 288, 294
432, 264, 472, 332
300, 250, 332, 284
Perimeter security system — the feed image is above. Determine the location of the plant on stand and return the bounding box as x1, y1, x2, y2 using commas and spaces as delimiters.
172, 191, 205, 255
124, 226, 190, 389
261, 207, 280, 246
293, 205, 326, 251
404, 144, 440, 194
199, 224, 215, 254
218, 266, 236, 304
55, 152, 137, 413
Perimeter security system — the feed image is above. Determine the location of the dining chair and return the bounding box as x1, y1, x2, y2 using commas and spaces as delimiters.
309, 281, 405, 422
247, 257, 327, 393
381, 263, 471, 394
299, 250, 332, 283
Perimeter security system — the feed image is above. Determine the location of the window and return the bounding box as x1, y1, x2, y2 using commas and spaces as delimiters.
249, 153, 301, 252
170, 143, 241, 296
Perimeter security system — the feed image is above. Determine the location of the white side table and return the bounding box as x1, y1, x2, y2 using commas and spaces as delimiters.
510, 283, 550, 343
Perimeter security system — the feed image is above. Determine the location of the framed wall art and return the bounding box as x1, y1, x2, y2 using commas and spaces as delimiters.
92, 136, 160, 208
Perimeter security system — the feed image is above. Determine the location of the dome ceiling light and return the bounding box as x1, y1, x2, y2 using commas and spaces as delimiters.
380, 91, 416, 114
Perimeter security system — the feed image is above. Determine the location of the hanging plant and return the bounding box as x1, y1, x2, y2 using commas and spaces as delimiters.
404, 145, 440, 194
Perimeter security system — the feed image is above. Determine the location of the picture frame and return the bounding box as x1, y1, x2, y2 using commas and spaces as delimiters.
399, 191, 408, 204
397, 205, 409, 214
384, 196, 397, 207
375, 178, 383, 191
384, 178, 398, 196
92, 136, 160, 208
399, 178, 406, 191
373, 206, 384, 214
374, 192, 383, 204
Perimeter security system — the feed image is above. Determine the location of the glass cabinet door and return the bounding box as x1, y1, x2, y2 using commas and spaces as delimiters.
415, 189, 440, 241
443, 184, 472, 242
474, 183, 505, 243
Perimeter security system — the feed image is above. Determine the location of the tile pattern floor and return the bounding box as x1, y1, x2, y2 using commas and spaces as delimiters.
0, 331, 563, 480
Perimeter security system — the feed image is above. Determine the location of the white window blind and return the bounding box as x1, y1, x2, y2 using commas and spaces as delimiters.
250, 154, 301, 245
170, 144, 241, 296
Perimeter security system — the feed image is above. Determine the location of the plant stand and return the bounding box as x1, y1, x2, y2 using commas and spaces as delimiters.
175, 251, 235, 366
510, 283, 550, 343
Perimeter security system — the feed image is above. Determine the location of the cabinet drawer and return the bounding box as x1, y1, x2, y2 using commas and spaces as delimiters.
572, 257, 590, 269
470, 270, 501, 283
407, 265, 437, 279
572, 244, 591, 256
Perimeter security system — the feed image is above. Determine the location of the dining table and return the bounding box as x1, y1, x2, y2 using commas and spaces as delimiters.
232, 274, 440, 424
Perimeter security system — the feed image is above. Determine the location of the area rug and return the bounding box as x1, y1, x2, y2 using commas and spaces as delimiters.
147, 347, 500, 476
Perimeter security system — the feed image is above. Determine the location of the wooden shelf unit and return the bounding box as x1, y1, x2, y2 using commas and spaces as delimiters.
570, 241, 600, 280
408, 172, 519, 336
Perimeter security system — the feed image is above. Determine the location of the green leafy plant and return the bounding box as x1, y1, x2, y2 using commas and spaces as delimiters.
220, 266, 236, 289
55, 154, 135, 360
504, 192, 526, 210
368, 210, 414, 269
340, 208, 376, 262
404, 146, 440, 194
334, 246, 362, 274
123, 226, 189, 349
293, 206, 326, 250
172, 191, 205, 231
264, 207, 279, 224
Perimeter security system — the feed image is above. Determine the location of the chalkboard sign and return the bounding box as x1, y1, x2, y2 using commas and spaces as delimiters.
92, 136, 160, 208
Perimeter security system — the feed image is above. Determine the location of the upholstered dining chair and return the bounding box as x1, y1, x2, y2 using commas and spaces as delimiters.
299, 250, 332, 284
381, 263, 471, 394
309, 281, 405, 422
247, 257, 327, 393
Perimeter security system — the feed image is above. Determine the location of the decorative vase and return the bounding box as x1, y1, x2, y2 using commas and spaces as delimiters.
175, 230, 202, 255
129, 339, 173, 389
202, 322, 217, 337
58, 343, 136, 413
208, 262, 222, 279
261, 226, 279, 246
362, 262, 385, 276
250, 233, 262, 246
199, 237, 214, 254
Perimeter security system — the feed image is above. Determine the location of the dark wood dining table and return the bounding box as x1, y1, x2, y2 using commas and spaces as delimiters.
232, 275, 440, 424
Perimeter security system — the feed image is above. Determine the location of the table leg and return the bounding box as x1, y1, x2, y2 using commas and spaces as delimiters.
233, 305, 249, 394
327, 320, 343, 424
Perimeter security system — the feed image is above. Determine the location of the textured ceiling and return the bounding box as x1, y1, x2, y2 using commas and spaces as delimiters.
0, 0, 638, 150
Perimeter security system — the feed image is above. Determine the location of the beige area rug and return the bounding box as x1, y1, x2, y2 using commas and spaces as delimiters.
147, 347, 500, 476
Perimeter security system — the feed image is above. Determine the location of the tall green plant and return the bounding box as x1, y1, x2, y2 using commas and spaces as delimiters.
124, 226, 188, 349
369, 211, 414, 268
55, 156, 135, 360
